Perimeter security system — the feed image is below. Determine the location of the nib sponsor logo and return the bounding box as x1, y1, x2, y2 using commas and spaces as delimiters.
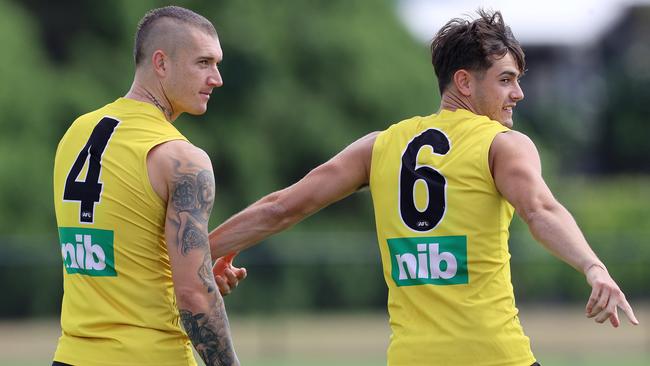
388, 236, 467, 286
59, 227, 116, 276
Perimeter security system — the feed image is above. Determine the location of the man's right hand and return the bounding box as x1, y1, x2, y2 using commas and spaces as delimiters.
213, 253, 247, 296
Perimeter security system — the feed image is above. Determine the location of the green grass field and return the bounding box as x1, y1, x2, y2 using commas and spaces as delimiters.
2, 304, 647, 365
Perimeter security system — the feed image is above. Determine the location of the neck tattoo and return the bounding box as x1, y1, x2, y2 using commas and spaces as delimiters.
145, 90, 171, 119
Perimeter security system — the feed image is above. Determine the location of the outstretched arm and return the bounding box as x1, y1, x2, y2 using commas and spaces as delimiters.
209, 132, 378, 259
149, 140, 239, 365
490, 131, 638, 327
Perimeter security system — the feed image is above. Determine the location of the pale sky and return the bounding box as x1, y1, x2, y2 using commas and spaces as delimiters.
397, 0, 650, 45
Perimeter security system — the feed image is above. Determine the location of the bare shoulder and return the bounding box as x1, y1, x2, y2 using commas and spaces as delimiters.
344, 131, 380, 160
149, 140, 211, 168
358, 130, 381, 143
344, 131, 379, 153
492, 130, 536, 152
148, 140, 213, 201
490, 130, 538, 164
336, 131, 380, 176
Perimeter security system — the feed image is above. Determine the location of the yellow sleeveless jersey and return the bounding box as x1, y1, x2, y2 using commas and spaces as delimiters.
52, 98, 197, 366
370, 109, 536, 366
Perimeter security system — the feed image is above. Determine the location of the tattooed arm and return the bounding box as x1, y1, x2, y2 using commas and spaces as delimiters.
148, 140, 239, 366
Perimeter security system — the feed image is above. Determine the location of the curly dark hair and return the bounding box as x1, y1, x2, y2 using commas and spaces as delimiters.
430, 9, 525, 94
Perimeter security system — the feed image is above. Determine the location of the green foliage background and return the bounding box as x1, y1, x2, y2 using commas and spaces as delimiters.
0, 0, 648, 317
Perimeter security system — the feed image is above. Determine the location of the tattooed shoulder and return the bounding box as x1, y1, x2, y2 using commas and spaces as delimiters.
171, 167, 215, 216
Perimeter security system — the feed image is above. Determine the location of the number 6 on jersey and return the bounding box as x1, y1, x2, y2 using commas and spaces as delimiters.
399, 128, 450, 232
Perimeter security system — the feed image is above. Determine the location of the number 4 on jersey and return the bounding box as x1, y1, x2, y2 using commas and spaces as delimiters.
63, 117, 120, 223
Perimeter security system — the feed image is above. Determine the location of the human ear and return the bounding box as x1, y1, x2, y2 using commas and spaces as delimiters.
151, 50, 167, 76
453, 69, 472, 97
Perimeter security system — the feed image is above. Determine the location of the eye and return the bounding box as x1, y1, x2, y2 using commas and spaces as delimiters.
198, 60, 209, 67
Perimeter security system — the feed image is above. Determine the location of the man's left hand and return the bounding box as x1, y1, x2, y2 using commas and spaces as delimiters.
213, 253, 247, 296
585, 264, 639, 327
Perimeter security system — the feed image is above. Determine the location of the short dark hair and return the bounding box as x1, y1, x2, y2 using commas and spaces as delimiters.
430, 9, 525, 94
134, 6, 217, 65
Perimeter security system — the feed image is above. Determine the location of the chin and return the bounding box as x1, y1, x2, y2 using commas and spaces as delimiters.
188, 106, 209, 116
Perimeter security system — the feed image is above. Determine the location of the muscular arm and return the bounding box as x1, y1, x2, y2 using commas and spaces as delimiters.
149, 141, 239, 365
209, 132, 378, 259
490, 131, 638, 327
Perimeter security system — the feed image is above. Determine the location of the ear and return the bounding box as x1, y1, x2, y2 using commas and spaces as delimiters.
151, 50, 167, 77
452, 69, 472, 97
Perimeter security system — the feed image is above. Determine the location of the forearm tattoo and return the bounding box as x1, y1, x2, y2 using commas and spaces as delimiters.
180, 305, 236, 366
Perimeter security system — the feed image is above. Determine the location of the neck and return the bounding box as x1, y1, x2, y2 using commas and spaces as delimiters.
438, 89, 476, 115
144, 89, 173, 120
125, 80, 175, 122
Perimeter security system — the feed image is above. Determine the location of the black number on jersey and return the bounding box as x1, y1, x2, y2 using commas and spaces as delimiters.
399, 128, 450, 232
63, 117, 120, 223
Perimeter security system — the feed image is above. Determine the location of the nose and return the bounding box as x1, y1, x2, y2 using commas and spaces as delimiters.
207, 68, 223, 88
511, 81, 524, 101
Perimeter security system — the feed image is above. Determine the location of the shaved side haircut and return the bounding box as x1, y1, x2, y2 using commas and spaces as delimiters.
134, 5, 217, 66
